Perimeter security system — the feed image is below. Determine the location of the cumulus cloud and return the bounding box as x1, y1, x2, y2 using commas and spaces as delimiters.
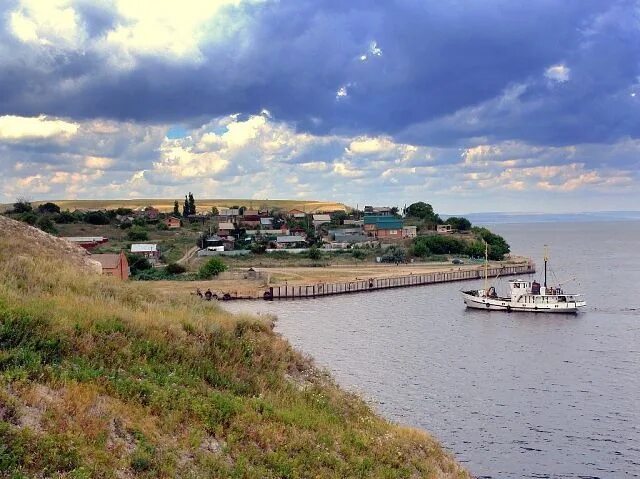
545, 64, 570, 83
0, 115, 78, 140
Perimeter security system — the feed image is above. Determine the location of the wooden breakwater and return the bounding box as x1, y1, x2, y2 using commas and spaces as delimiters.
263, 262, 536, 300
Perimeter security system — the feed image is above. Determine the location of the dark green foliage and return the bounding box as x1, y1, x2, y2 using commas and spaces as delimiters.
12, 200, 32, 214
127, 226, 149, 241
472, 227, 510, 260
413, 235, 466, 255
183, 196, 189, 217
381, 246, 407, 263
126, 253, 152, 274
174, 200, 181, 217
405, 202, 440, 224
188, 192, 196, 215
464, 240, 485, 258
444, 216, 472, 231
114, 208, 133, 215
119, 221, 132, 229
37, 202, 60, 214
411, 241, 430, 257
330, 211, 347, 225
307, 246, 321, 261
156, 221, 169, 231
18, 212, 37, 225
84, 211, 110, 225
35, 216, 57, 234
166, 263, 186, 275
54, 210, 76, 224
132, 217, 147, 227
198, 257, 227, 279
351, 249, 367, 260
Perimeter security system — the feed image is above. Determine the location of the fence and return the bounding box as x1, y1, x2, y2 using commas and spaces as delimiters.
263, 262, 535, 300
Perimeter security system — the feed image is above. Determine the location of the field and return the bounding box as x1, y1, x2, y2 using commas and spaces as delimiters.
5, 198, 349, 213
0, 214, 469, 478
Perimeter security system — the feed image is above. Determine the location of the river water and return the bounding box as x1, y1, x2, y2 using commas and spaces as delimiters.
223, 221, 640, 478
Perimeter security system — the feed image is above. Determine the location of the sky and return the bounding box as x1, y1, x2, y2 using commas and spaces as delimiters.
0, 0, 639, 213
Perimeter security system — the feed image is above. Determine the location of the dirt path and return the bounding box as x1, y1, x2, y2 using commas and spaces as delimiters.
176, 245, 199, 265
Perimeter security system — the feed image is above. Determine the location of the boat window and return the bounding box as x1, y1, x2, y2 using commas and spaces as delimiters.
559, 296, 566, 302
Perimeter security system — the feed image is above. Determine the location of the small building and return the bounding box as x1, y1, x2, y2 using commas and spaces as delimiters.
164, 217, 181, 229
312, 214, 332, 228
218, 208, 240, 218
140, 206, 160, 220
364, 216, 403, 239
344, 219, 364, 226
260, 217, 274, 228
130, 243, 159, 259
217, 222, 235, 236
288, 208, 307, 219
240, 210, 260, 227
290, 227, 307, 238
437, 224, 453, 234
276, 235, 308, 248
403, 225, 417, 238
364, 206, 393, 216
63, 236, 108, 250
91, 252, 129, 280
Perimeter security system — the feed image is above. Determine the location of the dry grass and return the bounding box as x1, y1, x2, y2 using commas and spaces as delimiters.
0, 216, 470, 478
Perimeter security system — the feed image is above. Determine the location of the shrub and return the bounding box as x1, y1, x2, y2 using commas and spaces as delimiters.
37, 202, 60, 214
156, 222, 168, 231
198, 257, 227, 279
351, 249, 367, 260
127, 226, 149, 241
307, 246, 321, 261
54, 210, 76, 224
381, 246, 407, 263
413, 235, 465, 255
126, 253, 152, 274
84, 211, 110, 225
35, 216, 57, 234
166, 263, 186, 275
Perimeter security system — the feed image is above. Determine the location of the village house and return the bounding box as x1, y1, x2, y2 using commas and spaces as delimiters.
364, 206, 393, 216
91, 251, 129, 280
312, 214, 332, 228
62, 236, 108, 250
239, 210, 261, 228
437, 224, 453, 234
287, 208, 307, 219
137, 206, 160, 220
364, 216, 403, 239
217, 222, 236, 236
402, 225, 418, 238
328, 228, 368, 244
218, 208, 240, 220
164, 217, 181, 229
130, 243, 160, 261
276, 235, 308, 248
289, 227, 307, 238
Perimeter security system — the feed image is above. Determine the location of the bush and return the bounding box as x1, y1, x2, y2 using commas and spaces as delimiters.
119, 221, 132, 229
37, 202, 60, 214
198, 257, 227, 279
54, 210, 76, 224
166, 263, 186, 275
126, 254, 152, 275
307, 246, 321, 261
156, 222, 169, 231
127, 226, 149, 241
413, 235, 465, 255
84, 211, 110, 225
412, 241, 430, 257
352, 249, 367, 260
381, 246, 407, 263
471, 227, 510, 260
35, 216, 57, 234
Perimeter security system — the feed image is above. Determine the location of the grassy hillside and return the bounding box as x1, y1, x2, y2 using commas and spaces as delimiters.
2, 198, 349, 214
0, 215, 468, 478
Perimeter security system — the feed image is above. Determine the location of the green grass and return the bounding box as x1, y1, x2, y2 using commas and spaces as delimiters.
0, 216, 469, 478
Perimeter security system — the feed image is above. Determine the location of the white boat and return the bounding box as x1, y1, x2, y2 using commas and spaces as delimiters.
461, 245, 586, 314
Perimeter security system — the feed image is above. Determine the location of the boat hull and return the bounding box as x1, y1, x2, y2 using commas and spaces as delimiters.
461, 292, 586, 313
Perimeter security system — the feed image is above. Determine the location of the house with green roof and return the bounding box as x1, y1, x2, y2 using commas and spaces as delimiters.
364, 215, 403, 239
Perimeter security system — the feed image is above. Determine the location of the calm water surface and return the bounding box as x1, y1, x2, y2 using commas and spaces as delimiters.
224, 221, 640, 478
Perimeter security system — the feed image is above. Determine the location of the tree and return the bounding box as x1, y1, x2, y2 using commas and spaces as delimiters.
12, 198, 32, 213
406, 202, 441, 224
472, 227, 510, 260
37, 202, 60, 214
307, 245, 321, 260
166, 263, 186, 275
173, 200, 180, 217
84, 211, 111, 225
183, 196, 189, 217
330, 211, 347, 225
445, 216, 472, 231
211, 206, 219, 216
54, 210, 76, 224
126, 253, 152, 275
381, 246, 407, 263
127, 226, 149, 241
188, 192, 196, 215
35, 216, 57, 234
198, 257, 227, 279
390, 206, 400, 217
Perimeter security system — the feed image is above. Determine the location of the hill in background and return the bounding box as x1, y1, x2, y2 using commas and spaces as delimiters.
2, 198, 349, 214
0, 215, 467, 478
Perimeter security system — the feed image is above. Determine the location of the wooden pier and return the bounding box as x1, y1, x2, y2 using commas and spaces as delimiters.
263, 262, 536, 300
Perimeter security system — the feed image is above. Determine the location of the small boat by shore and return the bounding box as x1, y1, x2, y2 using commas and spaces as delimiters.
461, 245, 586, 313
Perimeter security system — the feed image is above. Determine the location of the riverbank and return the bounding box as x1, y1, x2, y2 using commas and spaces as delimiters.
0, 215, 469, 477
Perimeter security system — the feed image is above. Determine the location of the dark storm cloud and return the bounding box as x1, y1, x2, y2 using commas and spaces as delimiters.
0, 0, 637, 146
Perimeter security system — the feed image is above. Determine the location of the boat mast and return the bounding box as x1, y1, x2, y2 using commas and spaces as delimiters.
484, 240, 488, 291
543, 244, 548, 288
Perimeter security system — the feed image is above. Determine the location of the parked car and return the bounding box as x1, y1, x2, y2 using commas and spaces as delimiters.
452, 258, 464, 264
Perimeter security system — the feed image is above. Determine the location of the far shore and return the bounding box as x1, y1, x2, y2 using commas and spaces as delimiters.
149, 256, 532, 299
